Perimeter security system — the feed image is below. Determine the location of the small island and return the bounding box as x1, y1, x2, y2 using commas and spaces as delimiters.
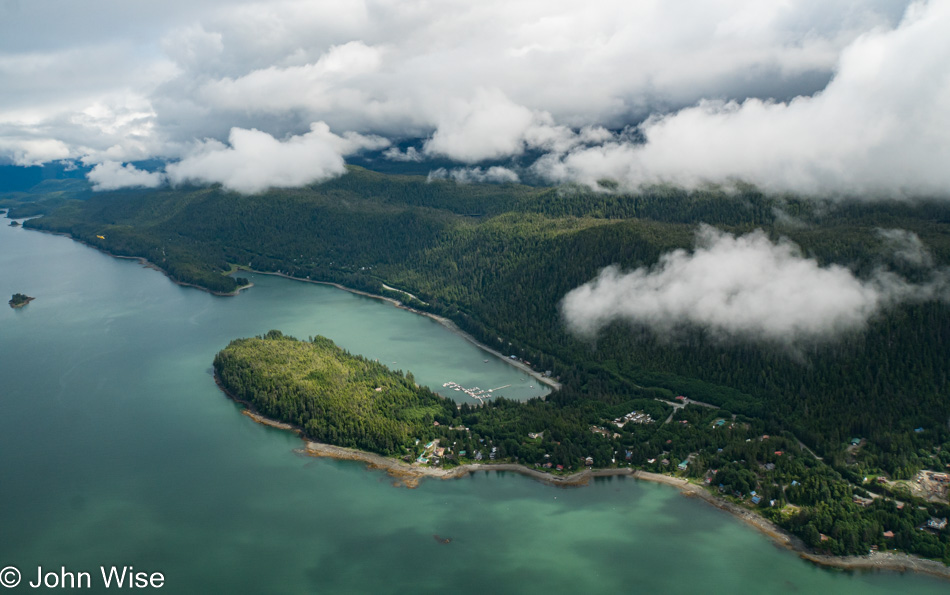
9, 293, 34, 308
9, 220, 20, 227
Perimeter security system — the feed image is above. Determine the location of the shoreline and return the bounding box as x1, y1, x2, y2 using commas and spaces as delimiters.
234, 267, 561, 391
18, 223, 554, 390
27, 223, 950, 580
20, 227, 253, 297
301, 442, 950, 580
217, 373, 950, 580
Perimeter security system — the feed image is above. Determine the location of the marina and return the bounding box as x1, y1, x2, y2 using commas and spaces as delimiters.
442, 381, 512, 403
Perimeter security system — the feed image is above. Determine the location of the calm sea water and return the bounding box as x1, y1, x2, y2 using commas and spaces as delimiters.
1, 219, 946, 594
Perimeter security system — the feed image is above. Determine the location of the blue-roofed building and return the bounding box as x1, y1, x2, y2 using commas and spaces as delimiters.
751, 496, 762, 505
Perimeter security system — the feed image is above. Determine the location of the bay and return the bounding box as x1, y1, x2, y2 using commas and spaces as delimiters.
0, 219, 945, 594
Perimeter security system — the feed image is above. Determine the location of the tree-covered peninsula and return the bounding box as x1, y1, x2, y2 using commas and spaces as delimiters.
214, 331, 456, 455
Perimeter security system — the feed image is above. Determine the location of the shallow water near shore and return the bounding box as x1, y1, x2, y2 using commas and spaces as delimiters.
1, 220, 946, 594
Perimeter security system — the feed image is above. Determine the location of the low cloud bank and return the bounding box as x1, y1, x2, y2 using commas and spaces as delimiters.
427, 166, 520, 184
562, 226, 949, 348
86, 161, 165, 191
164, 122, 387, 194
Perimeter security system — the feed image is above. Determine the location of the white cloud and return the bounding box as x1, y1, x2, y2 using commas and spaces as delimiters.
423, 89, 536, 163
561, 225, 949, 347
6, 0, 949, 199
535, 1, 950, 198
877, 228, 934, 268
198, 41, 384, 112
382, 146, 423, 162
164, 122, 387, 194
427, 166, 520, 184
87, 161, 165, 191
0, 138, 70, 165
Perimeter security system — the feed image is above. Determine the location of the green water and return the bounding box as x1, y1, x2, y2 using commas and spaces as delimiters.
0, 219, 946, 594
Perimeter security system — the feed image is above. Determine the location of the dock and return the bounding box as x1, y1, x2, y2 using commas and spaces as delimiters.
442, 381, 510, 403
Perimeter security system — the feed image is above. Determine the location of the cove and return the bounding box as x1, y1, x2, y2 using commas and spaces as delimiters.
0, 219, 946, 594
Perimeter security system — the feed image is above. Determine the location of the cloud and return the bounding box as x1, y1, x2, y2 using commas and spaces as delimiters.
0, 137, 70, 165
427, 166, 520, 184
86, 161, 165, 191
382, 146, 423, 162
561, 225, 949, 347
876, 228, 934, 268
198, 41, 384, 113
535, 1, 950, 198
422, 89, 536, 163
0, 1, 911, 172
5, 0, 949, 199
165, 122, 388, 194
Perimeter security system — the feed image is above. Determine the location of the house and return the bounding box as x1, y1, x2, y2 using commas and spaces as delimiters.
584, 456, 594, 466
528, 432, 543, 440
675, 395, 687, 402
677, 460, 689, 470
927, 517, 948, 530
435, 447, 446, 457
556, 464, 564, 471
914, 427, 924, 433
751, 496, 762, 505
850, 438, 861, 446
883, 531, 895, 538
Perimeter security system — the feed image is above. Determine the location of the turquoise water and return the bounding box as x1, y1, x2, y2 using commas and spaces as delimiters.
0, 219, 946, 594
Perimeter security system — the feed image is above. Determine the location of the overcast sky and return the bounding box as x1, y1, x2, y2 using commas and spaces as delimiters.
1, 0, 947, 197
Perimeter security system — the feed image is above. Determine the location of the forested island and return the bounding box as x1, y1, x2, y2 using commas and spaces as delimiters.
9, 293, 34, 308
11, 166, 950, 564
